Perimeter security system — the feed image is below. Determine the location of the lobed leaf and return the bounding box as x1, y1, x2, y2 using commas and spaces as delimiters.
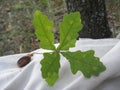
32, 10, 106, 86
61, 50, 106, 78
57, 12, 83, 50
40, 52, 60, 86
33, 10, 55, 50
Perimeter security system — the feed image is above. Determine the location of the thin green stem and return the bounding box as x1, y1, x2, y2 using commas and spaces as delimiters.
31, 50, 69, 55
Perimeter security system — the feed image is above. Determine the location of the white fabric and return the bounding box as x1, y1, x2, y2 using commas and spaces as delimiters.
0, 38, 120, 90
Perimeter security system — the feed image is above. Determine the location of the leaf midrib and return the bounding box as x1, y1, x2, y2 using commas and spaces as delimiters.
57, 22, 74, 50
44, 53, 60, 77
39, 15, 55, 49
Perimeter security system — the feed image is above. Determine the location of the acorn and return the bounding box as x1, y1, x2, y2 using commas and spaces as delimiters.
17, 53, 33, 68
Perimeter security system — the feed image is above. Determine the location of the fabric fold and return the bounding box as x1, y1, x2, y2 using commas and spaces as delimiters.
0, 39, 120, 90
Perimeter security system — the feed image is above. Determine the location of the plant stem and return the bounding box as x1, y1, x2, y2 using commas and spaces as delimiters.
31, 50, 69, 55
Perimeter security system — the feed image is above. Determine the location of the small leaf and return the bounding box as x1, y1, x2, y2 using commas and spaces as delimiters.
33, 10, 56, 50
40, 52, 60, 86
57, 12, 83, 50
61, 50, 106, 78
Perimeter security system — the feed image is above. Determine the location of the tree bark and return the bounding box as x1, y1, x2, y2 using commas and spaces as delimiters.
65, 0, 112, 39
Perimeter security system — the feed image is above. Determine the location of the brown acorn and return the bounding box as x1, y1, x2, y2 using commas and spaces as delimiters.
17, 53, 33, 68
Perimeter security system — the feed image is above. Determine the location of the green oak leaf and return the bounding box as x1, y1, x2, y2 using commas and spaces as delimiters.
61, 50, 106, 78
33, 10, 56, 50
40, 52, 60, 86
57, 12, 83, 50
33, 10, 106, 86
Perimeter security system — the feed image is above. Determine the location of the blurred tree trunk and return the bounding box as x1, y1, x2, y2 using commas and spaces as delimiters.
65, 0, 112, 39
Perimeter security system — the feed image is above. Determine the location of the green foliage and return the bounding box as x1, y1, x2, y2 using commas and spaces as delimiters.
41, 0, 48, 6
57, 12, 83, 50
61, 50, 106, 78
33, 10, 106, 86
33, 10, 56, 50
41, 52, 60, 86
